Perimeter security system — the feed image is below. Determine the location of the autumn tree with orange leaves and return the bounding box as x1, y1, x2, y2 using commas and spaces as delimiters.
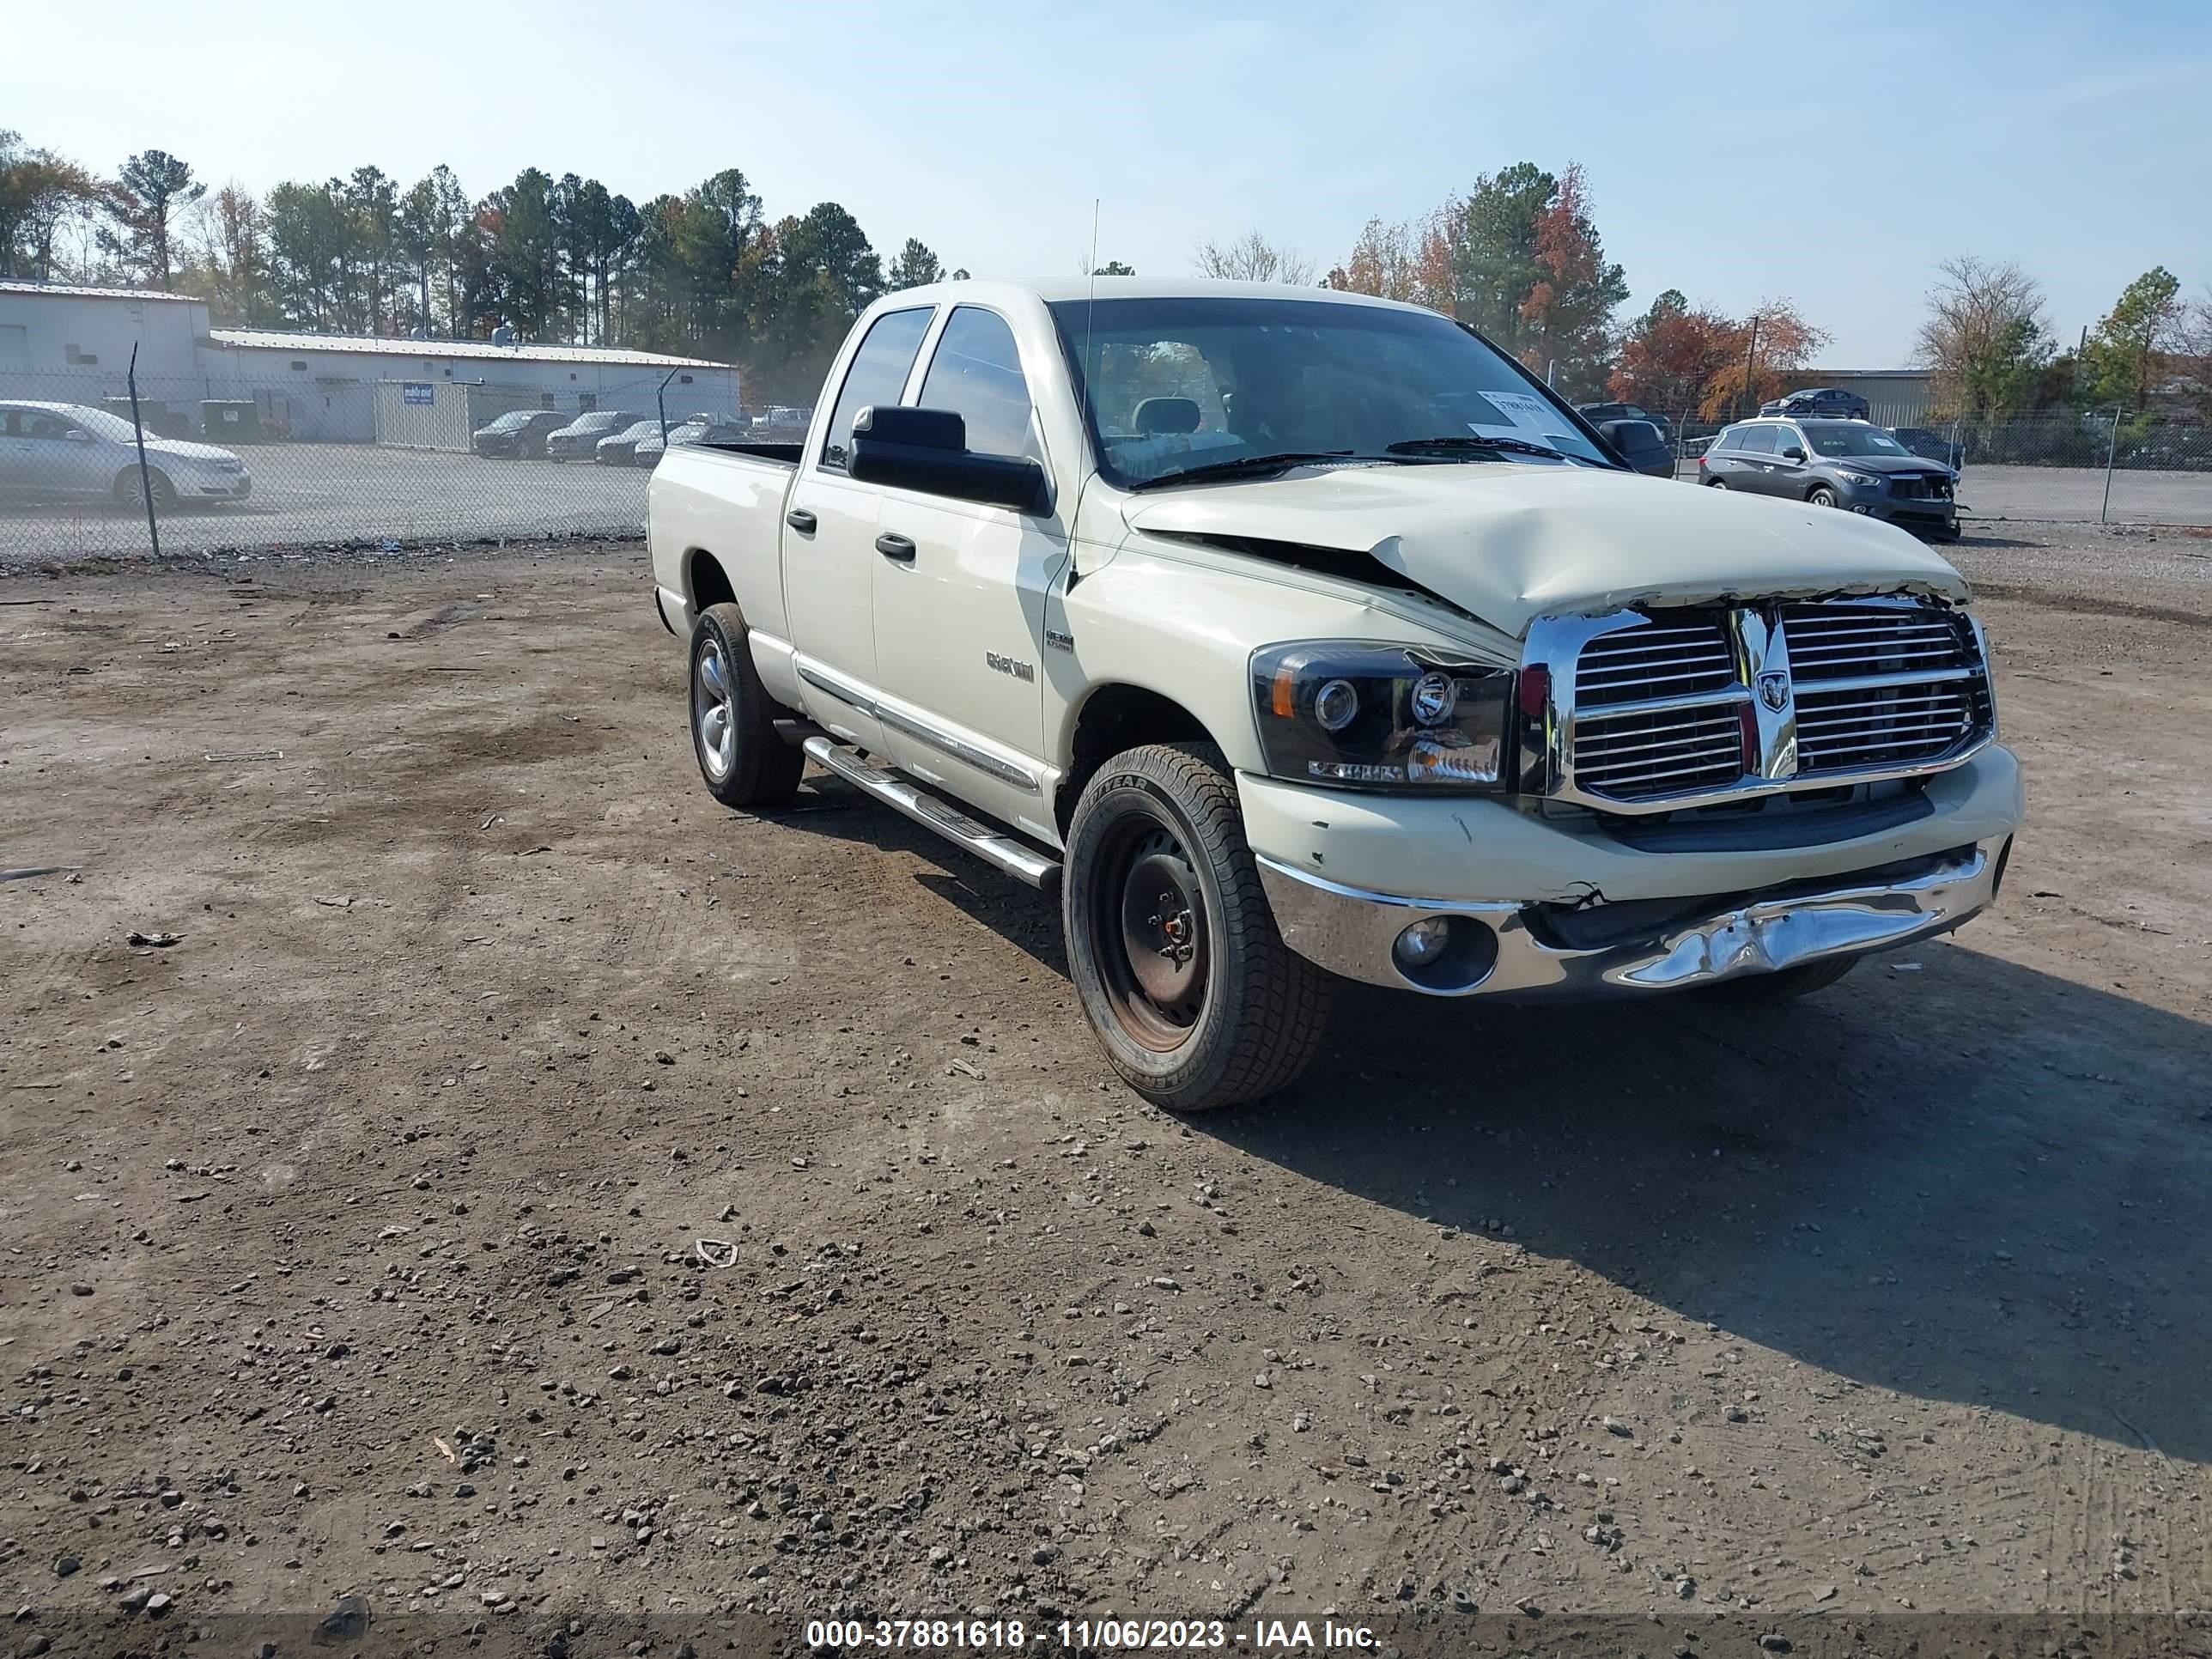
1328, 161, 1626, 397
1610, 291, 1829, 422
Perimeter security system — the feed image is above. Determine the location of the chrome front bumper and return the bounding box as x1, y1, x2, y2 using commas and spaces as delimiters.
1256, 838, 2008, 998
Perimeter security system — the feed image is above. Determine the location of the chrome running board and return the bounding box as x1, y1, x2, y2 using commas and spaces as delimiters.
802, 736, 1061, 895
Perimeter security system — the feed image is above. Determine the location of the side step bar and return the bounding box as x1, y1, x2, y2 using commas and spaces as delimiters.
802, 736, 1061, 896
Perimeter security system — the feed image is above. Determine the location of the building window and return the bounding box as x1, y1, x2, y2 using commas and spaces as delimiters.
679, 374, 694, 385
290, 361, 307, 371
64, 344, 99, 365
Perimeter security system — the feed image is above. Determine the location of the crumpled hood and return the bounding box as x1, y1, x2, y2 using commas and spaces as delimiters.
1121, 462, 1970, 638
147, 437, 241, 465
1817, 452, 1954, 477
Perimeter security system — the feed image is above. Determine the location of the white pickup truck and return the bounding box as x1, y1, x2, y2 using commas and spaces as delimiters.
648, 279, 2021, 1112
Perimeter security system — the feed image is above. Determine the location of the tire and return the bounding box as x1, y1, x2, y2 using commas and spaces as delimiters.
1707, 478, 1729, 490
1698, 955, 1857, 1003
114, 468, 177, 510
688, 601, 803, 810
1062, 742, 1331, 1112
1808, 485, 1839, 508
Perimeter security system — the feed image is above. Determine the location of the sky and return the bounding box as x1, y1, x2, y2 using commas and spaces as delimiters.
9, 0, 2210, 364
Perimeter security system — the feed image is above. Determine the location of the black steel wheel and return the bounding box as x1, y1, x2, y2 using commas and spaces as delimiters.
1062, 742, 1330, 1112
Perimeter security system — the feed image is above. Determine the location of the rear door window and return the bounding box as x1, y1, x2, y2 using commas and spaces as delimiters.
820, 307, 933, 471
1735, 425, 1778, 455
915, 306, 1041, 463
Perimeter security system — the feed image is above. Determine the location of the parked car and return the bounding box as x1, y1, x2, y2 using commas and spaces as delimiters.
544, 410, 641, 460
1759, 386, 1872, 421
633, 418, 749, 469
0, 399, 251, 507
1577, 400, 1669, 440
647, 280, 2018, 1112
595, 418, 665, 466
1698, 417, 1959, 538
1892, 426, 1966, 471
1591, 416, 1675, 478
471, 410, 562, 458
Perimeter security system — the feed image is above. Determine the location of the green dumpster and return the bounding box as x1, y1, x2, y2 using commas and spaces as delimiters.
200, 401, 264, 442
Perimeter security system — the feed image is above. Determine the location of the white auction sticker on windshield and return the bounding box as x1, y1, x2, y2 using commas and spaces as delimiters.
1469, 389, 1575, 445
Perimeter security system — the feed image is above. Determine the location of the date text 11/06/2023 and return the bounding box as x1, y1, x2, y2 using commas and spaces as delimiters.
802, 1617, 1380, 1650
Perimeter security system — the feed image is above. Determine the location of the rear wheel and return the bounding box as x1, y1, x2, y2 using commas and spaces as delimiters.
1707, 478, 1729, 490
1698, 956, 1857, 1003
1063, 743, 1331, 1112
688, 602, 802, 809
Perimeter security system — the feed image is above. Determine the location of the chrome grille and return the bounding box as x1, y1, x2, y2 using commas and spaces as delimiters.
1545, 598, 1993, 811
1796, 683, 1977, 771
1780, 603, 1972, 681
1571, 703, 1743, 798
1573, 622, 1735, 708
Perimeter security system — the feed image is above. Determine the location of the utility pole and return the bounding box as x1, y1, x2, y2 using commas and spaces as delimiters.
1739, 314, 1761, 421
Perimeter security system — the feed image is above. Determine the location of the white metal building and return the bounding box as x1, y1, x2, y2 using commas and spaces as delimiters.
0, 280, 738, 443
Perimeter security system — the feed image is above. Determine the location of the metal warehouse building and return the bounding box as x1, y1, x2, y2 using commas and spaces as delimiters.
0, 280, 738, 446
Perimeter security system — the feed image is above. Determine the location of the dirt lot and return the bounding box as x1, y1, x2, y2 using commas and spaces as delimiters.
3, 528, 2209, 1656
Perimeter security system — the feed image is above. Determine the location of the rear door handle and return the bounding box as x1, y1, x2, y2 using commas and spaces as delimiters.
785, 507, 817, 533
875, 532, 916, 562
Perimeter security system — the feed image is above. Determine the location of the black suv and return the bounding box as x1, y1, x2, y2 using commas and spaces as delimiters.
471, 410, 563, 458
1758, 386, 1871, 421
1577, 400, 1669, 439
1697, 417, 1958, 538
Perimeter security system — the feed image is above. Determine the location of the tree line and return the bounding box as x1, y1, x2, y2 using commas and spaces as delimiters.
0, 131, 961, 404
1300, 161, 2211, 428
9, 132, 2208, 424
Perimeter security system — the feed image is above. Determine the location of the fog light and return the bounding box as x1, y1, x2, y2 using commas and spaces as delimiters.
1394, 916, 1453, 967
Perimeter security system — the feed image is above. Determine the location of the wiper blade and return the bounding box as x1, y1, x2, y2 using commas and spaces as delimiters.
1127, 450, 1360, 490
1386, 434, 1577, 463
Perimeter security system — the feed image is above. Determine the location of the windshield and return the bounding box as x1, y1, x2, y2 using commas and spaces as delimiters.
1048, 295, 1609, 487
61, 407, 141, 442
486, 412, 533, 431
568, 413, 623, 432
1802, 423, 1910, 459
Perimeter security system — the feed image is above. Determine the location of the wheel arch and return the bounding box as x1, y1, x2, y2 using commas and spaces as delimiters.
1055, 683, 1223, 839
685, 548, 736, 617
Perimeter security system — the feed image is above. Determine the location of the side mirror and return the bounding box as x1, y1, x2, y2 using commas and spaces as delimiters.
65, 428, 94, 443
849, 404, 1048, 514
1781, 444, 1806, 462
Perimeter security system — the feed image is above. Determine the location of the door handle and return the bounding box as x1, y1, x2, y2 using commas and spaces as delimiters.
875, 532, 916, 562
785, 507, 817, 533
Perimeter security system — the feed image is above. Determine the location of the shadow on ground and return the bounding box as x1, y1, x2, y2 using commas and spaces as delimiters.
779, 774, 2212, 1464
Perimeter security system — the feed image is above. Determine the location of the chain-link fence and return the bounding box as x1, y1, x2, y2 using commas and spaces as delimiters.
6, 358, 2209, 564
0, 361, 810, 563
1665, 410, 2212, 526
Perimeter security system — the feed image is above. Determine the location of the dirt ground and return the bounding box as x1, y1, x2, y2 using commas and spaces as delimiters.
3, 527, 2209, 1656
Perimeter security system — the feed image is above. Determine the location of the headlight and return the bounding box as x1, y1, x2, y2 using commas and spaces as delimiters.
1251, 641, 1514, 792
1837, 469, 1882, 487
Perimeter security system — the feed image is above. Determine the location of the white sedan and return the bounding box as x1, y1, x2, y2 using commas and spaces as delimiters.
0, 400, 252, 507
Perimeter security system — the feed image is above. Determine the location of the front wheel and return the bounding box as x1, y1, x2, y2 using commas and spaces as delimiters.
114, 468, 177, 510
1808, 485, 1839, 508
688, 602, 803, 809
1062, 743, 1331, 1112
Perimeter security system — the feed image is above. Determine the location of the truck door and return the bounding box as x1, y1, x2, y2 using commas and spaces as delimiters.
781, 305, 935, 755
869, 304, 1070, 845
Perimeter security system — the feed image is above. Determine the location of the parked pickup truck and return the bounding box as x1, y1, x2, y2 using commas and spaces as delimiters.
648, 280, 2021, 1112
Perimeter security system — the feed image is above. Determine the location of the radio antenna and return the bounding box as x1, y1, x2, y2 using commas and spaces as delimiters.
1081, 198, 1101, 396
